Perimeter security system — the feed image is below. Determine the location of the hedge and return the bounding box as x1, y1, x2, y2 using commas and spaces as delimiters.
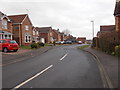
93, 31, 120, 55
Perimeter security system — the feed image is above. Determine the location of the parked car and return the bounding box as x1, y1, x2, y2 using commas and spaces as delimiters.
63, 40, 73, 44
78, 41, 82, 44
60, 41, 64, 44
0, 39, 19, 52
55, 41, 61, 44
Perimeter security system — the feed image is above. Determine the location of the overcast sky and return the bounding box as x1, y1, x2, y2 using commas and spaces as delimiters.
0, 0, 116, 39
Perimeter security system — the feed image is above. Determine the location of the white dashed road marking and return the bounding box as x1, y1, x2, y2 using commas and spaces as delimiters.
60, 53, 68, 61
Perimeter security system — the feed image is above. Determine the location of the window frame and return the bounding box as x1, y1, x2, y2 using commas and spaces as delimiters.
25, 33, 31, 43
25, 25, 29, 31
2, 19, 7, 29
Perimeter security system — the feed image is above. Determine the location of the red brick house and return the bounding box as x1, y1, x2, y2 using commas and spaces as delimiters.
97, 25, 116, 38
32, 27, 40, 43
52, 29, 61, 41
8, 14, 33, 46
0, 11, 12, 39
93, 0, 120, 50
114, 0, 120, 32
36, 27, 54, 43
64, 34, 70, 40
59, 32, 65, 41
114, 0, 120, 41
77, 37, 86, 43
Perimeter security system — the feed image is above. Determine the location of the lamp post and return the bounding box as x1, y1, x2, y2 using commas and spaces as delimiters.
91, 20, 94, 38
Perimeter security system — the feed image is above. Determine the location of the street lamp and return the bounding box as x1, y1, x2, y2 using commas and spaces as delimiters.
91, 20, 94, 38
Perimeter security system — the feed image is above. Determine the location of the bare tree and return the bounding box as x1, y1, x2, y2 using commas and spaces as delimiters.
62, 29, 71, 36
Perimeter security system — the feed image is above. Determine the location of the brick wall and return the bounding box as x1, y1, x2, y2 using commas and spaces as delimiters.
0, 20, 2, 29
39, 33, 48, 43
12, 24, 20, 44
60, 34, 64, 41
21, 16, 33, 46
77, 38, 86, 43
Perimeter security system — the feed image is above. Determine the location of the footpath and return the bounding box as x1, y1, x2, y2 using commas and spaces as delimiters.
84, 47, 118, 88
1, 46, 59, 66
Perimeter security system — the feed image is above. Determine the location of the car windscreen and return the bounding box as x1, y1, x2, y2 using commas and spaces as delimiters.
8, 40, 17, 44
0, 40, 6, 43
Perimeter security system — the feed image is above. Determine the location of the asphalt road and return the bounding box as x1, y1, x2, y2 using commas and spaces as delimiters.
2, 44, 104, 88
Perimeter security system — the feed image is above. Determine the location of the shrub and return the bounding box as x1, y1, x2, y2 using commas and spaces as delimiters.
115, 45, 120, 56
31, 43, 38, 48
37, 42, 45, 47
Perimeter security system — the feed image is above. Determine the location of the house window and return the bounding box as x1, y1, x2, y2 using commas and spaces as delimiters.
5, 35, 7, 39
33, 31, 35, 35
36, 31, 39, 35
26, 36, 28, 42
15, 27, 19, 30
25, 25, 29, 30
25, 33, 31, 43
9, 35, 11, 39
50, 32, 52, 36
2, 20, 7, 29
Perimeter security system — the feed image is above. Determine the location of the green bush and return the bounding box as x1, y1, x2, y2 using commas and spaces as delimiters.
115, 45, 120, 56
37, 42, 45, 47
31, 43, 38, 48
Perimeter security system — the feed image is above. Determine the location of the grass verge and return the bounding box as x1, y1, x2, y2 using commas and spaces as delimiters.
45, 44, 53, 46
19, 45, 31, 49
79, 45, 90, 50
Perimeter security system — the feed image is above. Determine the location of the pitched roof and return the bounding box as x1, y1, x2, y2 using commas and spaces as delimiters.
36, 27, 52, 33
114, 1, 120, 16
0, 11, 11, 21
77, 37, 86, 39
8, 14, 27, 24
59, 32, 64, 35
52, 29, 60, 34
100, 25, 115, 32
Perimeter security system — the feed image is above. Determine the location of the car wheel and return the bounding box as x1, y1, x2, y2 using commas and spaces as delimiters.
14, 49, 18, 52
3, 48, 8, 53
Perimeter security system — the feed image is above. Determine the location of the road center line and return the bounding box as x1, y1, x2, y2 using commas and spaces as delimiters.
12, 65, 53, 90
60, 53, 68, 61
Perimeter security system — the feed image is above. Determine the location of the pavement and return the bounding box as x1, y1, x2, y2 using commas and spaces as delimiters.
2, 44, 104, 88
83, 47, 118, 88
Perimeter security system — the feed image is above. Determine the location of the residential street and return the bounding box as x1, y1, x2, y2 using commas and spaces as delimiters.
0, 0, 119, 89
3, 45, 104, 88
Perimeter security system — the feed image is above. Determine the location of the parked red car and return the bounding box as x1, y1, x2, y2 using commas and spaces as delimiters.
0, 39, 19, 52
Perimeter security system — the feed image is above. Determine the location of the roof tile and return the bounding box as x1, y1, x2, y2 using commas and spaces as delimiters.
36, 27, 52, 33
8, 14, 27, 23
100, 25, 115, 32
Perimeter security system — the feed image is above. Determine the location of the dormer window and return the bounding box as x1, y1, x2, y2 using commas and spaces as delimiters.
25, 25, 29, 30
2, 19, 7, 29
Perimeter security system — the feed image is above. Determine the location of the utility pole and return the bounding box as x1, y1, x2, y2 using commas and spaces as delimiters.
91, 20, 94, 38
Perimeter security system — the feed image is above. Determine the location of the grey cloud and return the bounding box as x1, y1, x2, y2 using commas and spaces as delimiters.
0, 0, 115, 39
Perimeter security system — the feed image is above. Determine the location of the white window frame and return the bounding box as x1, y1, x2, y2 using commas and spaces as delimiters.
2, 19, 7, 29
25, 33, 31, 43
33, 30, 35, 35
50, 32, 52, 36
36, 31, 39, 35
25, 25, 29, 30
